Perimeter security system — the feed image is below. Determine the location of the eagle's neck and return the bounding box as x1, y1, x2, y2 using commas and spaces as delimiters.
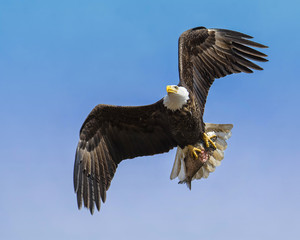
163, 88, 190, 111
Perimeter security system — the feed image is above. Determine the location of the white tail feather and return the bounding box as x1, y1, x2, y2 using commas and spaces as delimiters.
213, 149, 224, 161
178, 157, 187, 181
170, 147, 184, 179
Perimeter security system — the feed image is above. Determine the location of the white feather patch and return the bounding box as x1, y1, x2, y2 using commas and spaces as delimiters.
209, 156, 221, 167
204, 162, 215, 172
213, 149, 224, 161
178, 158, 186, 181
163, 86, 189, 111
170, 147, 184, 180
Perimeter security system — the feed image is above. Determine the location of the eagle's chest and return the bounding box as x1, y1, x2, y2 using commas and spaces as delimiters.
167, 103, 202, 146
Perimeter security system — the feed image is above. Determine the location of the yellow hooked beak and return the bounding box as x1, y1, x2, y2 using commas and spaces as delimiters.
166, 85, 178, 94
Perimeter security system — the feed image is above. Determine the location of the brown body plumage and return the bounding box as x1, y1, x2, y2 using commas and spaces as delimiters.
165, 97, 203, 148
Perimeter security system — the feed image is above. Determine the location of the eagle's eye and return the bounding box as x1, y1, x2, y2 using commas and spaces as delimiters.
174, 86, 178, 90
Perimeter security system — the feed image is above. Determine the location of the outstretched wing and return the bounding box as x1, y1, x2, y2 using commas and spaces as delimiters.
178, 27, 268, 112
73, 100, 176, 214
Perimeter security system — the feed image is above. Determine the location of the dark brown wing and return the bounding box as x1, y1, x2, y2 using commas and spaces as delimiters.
178, 27, 268, 112
73, 100, 176, 214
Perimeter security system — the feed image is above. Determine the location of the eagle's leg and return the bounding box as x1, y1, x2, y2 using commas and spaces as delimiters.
187, 145, 203, 159
203, 133, 217, 149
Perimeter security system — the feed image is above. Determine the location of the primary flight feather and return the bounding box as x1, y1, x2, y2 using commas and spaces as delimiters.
73, 26, 268, 214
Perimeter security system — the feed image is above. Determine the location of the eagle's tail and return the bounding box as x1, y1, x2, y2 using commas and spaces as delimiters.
170, 123, 233, 185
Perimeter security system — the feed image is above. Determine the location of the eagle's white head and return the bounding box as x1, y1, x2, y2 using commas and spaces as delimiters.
163, 85, 190, 111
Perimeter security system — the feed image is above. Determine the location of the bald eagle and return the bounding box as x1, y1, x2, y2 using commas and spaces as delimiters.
73, 26, 268, 214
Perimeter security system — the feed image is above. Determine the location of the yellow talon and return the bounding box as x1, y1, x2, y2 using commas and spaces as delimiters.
203, 133, 217, 149
188, 145, 203, 159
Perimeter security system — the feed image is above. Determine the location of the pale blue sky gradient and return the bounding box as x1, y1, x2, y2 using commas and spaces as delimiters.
1, 1, 300, 239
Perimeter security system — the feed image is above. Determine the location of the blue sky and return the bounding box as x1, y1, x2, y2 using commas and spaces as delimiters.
1, 0, 299, 239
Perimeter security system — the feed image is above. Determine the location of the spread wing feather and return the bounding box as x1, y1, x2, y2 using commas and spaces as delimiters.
73, 100, 176, 214
178, 27, 268, 112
